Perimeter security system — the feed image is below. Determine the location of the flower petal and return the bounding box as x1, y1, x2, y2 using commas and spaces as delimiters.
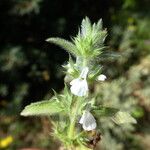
79, 67, 89, 79
79, 111, 97, 131
70, 67, 89, 96
70, 78, 88, 96
70, 78, 78, 85
97, 74, 107, 81
79, 114, 84, 124
83, 121, 96, 131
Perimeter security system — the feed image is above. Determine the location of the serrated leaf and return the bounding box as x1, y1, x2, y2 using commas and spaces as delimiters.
21, 100, 64, 116
92, 106, 118, 117
112, 111, 137, 124
46, 37, 77, 56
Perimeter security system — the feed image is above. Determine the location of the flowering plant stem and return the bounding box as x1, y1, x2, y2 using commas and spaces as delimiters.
68, 97, 81, 139
20, 17, 137, 150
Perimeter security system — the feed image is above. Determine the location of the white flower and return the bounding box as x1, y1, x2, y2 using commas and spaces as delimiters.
79, 111, 97, 131
97, 74, 107, 81
70, 67, 89, 97
70, 78, 88, 96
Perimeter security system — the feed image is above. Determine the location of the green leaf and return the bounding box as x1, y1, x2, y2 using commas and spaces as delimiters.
92, 106, 118, 117
46, 37, 77, 56
61, 84, 73, 108
111, 111, 137, 124
20, 99, 64, 116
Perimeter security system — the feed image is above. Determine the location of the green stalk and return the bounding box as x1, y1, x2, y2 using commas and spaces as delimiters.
76, 146, 91, 150
68, 97, 81, 139
68, 119, 76, 139
83, 58, 87, 67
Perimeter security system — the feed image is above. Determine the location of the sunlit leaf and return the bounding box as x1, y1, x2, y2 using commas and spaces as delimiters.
46, 37, 77, 56
111, 111, 137, 124
92, 106, 118, 117
21, 99, 64, 116
98, 50, 123, 62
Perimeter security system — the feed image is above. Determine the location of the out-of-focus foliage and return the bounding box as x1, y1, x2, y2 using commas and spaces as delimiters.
93, 0, 150, 149
12, 0, 42, 15
95, 55, 150, 150
0, 0, 150, 150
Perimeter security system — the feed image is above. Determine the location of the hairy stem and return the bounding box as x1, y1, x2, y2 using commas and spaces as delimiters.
68, 97, 81, 139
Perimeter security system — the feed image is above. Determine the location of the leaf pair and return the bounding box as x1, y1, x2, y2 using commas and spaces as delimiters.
21, 103, 137, 125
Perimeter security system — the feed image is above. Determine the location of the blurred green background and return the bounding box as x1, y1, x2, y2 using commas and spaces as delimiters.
0, 0, 150, 150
